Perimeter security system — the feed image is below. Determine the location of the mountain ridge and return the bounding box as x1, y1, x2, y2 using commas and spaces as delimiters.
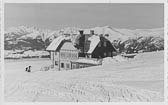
4, 26, 164, 53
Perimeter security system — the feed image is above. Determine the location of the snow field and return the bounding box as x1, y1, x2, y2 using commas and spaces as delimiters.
5, 51, 164, 102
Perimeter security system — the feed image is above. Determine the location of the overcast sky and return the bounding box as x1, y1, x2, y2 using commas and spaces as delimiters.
5, 3, 164, 30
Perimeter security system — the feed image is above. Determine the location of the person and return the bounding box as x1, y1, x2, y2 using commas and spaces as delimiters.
25, 67, 28, 72
27, 66, 31, 72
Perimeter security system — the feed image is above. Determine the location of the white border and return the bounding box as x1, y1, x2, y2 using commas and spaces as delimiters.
164, 1, 168, 103
3, 0, 166, 3
1, 0, 167, 105
0, 0, 4, 105
3, 102, 168, 105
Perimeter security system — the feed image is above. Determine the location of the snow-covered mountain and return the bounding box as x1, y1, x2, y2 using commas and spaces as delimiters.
4, 26, 164, 52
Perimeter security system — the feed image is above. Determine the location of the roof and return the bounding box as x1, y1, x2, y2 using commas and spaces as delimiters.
60, 41, 77, 51
46, 36, 65, 51
46, 35, 78, 51
47, 34, 116, 54
87, 35, 100, 53
74, 58, 101, 65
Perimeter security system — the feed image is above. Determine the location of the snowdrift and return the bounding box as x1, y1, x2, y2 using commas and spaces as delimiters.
102, 55, 128, 65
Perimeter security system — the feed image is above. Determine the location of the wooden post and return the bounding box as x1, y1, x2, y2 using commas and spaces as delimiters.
58, 51, 60, 71
53, 51, 54, 67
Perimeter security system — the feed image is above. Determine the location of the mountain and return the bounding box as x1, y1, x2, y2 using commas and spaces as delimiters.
4, 26, 164, 53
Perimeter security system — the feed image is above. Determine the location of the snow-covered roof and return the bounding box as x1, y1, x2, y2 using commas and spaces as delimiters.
87, 35, 100, 54
46, 36, 65, 51
46, 36, 74, 51
47, 33, 116, 54
74, 58, 101, 65
60, 42, 77, 51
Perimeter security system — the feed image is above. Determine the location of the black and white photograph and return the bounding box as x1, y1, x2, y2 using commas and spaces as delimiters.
3, 1, 166, 103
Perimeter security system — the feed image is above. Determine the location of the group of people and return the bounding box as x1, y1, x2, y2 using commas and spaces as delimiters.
25, 66, 32, 72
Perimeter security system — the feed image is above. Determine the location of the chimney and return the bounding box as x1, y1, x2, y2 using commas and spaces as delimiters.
79, 30, 84, 35
90, 30, 94, 35
78, 30, 85, 54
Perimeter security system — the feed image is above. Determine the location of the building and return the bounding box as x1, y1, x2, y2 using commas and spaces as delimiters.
46, 30, 117, 70
46, 36, 79, 70
76, 30, 117, 58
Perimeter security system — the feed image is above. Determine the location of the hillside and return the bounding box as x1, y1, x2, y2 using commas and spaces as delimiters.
4, 26, 164, 53
5, 51, 164, 102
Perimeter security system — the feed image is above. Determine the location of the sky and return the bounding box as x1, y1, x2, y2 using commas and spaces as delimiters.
5, 3, 164, 30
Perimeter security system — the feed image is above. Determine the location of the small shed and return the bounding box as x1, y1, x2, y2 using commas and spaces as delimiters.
71, 58, 101, 69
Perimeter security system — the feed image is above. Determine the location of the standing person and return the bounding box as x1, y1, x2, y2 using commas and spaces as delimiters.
25, 67, 28, 72
28, 66, 31, 72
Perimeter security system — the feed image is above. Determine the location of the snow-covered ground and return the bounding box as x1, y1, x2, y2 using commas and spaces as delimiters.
4, 51, 164, 102
0, 78, 1, 105
5, 50, 49, 59
0, 64, 1, 105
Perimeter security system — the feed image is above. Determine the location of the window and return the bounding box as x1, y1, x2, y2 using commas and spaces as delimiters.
79, 65, 84, 68
61, 63, 64, 68
108, 52, 111, 57
88, 55, 92, 58
66, 63, 70, 69
104, 41, 107, 47
71, 53, 75, 59
104, 52, 107, 57
67, 52, 71, 58
105, 34, 109, 37
71, 53, 78, 59
60, 52, 66, 59
55, 61, 58, 65
72, 64, 76, 69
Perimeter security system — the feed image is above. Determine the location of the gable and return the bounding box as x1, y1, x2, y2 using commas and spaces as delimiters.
87, 35, 100, 54
86, 36, 117, 54
60, 41, 78, 51
46, 36, 74, 51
